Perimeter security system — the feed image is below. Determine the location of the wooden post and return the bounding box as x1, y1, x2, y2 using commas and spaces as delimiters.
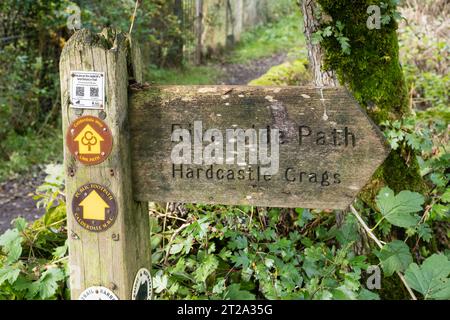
59, 29, 150, 300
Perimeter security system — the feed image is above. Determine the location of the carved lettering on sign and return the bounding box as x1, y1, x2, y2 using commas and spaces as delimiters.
129, 85, 390, 210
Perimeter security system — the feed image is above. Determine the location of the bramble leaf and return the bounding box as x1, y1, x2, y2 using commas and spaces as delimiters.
377, 240, 413, 276
0, 229, 23, 264
376, 187, 424, 228
52, 240, 68, 259
441, 188, 450, 203
404, 254, 450, 300
224, 284, 255, 300
38, 268, 65, 299
0, 265, 20, 285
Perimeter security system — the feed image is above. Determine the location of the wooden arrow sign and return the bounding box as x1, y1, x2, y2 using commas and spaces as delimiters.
129, 85, 390, 210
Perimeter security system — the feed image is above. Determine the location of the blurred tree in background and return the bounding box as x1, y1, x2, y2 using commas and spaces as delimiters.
0, 0, 184, 171
0, 1, 68, 140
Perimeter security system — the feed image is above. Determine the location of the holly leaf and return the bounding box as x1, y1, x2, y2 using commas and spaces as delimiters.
377, 240, 413, 276
404, 254, 450, 300
376, 187, 423, 228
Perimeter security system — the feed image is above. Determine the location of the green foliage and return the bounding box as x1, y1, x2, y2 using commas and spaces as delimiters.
0, 1, 69, 180
313, 21, 350, 55
313, 0, 430, 203
150, 205, 378, 300
265, 0, 299, 23
377, 240, 412, 276
0, 130, 62, 181
0, 164, 68, 300
375, 187, 423, 228
380, 111, 449, 221
399, 5, 449, 115
404, 254, 450, 300
228, 12, 305, 64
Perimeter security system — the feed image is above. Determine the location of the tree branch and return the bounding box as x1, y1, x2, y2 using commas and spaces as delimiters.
349, 205, 417, 300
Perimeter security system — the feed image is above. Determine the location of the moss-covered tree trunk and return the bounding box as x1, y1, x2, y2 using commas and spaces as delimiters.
300, 0, 426, 208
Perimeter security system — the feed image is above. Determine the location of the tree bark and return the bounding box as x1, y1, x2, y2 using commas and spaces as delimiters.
300, 0, 338, 87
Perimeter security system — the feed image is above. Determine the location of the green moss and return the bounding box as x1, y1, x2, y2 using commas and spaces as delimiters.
381, 149, 428, 193
248, 59, 311, 86
317, 0, 409, 123
315, 0, 426, 198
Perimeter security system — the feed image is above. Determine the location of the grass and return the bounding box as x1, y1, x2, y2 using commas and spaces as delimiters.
227, 12, 305, 64
0, 129, 63, 181
146, 64, 223, 85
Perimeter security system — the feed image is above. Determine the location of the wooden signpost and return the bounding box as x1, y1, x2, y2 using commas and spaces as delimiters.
60, 30, 390, 300
129, 85, 389, 210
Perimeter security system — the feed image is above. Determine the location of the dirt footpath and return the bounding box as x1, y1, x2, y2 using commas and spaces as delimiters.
218, 52, 287, 85
0, 171, 46, 233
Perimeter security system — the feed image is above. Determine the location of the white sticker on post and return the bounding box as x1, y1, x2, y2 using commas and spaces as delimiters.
70, 71, 105, 109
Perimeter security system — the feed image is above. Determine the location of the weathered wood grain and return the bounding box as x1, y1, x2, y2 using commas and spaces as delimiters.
129, 85, 390, 210
60, 29, 150, 299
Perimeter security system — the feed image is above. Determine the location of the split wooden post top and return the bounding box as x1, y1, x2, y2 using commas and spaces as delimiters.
59, 29, 151, 300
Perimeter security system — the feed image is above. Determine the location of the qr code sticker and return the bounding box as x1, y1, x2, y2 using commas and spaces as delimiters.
76, 86, 85, 97
90, 87, 99, 97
